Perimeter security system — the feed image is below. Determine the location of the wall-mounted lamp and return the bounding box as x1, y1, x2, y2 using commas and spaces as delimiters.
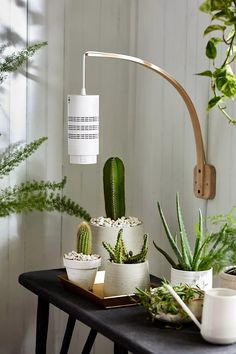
67, 51, 216, 200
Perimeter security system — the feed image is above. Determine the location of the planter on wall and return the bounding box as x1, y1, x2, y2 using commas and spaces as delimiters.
103, 260, 150, 296
90, 219, 144, 269
63, 257, 101, 290
171, 267, 212, 290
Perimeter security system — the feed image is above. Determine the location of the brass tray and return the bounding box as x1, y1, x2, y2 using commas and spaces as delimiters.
58, 271, 139, 309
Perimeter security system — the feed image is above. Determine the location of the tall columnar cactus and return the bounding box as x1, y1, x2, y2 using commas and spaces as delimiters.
102, 229, 148, 264
77, 222, 92, 255
103, 157, 125, 220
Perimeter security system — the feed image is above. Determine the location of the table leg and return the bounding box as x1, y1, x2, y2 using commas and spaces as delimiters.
81, 328, 97, 354
60, 315, 76, 354
114, 343, 128, 354
36, 297, 49, 354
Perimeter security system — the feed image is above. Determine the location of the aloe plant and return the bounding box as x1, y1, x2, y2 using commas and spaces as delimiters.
77, 221, 92, 255
154, 193, 236, 273
102, 229, 148, 264
103, 157, 125, 220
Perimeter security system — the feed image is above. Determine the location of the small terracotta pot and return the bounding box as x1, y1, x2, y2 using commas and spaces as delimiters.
63, 257, 101, 290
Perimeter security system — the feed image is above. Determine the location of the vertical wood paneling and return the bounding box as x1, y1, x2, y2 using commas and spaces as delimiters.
2, 1, 236, 353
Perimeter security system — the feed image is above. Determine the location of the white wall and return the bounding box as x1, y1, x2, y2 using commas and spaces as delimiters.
1, 0, 236, 353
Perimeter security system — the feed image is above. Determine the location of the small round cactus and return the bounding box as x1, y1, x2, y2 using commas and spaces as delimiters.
77, 221, 92, 255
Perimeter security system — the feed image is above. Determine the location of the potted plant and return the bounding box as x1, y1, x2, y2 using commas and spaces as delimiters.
198, 0, 236, 125
102, 229, 150, 296
153, 193, 236, 289
90, 157, 144, 268
63, 221, 101, 290
136, 280, 204, 323
206, 207, 236, 289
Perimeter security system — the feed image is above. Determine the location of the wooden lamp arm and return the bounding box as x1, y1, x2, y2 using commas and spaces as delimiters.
84, 51, 216, 199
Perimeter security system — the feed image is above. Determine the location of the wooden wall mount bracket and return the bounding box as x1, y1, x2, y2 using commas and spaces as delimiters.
84, 51, 216, 200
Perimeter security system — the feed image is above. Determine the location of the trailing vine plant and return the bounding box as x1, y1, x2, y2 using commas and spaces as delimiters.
198, 0, 236, 124
0, 42, 91, 221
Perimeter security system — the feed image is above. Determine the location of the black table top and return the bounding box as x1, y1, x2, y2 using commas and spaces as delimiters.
19, 268, 236, 354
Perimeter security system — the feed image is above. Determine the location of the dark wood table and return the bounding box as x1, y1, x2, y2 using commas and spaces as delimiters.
19, 268, 236, 354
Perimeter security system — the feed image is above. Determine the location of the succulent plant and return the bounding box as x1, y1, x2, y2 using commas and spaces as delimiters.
102, 229, 148, 264
154, 193, 236, 273
103, 157, 125, 220
77, 221, 92, 255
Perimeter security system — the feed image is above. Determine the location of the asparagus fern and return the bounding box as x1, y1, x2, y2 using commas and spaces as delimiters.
0, 42, 47, 83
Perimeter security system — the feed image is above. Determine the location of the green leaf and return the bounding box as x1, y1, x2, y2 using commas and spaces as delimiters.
214, 67, 236, 97
211, 0, 232, 11
176, 193, 192, 267
199, 0, 211, 13
206, 39, 217, 59
212, 10, 230, 20
153, 241, 178, 269
196, 70, 213, 77
192, 210, 204, 269
204, 25, 226, 36
157, 202, 183, 263
207, 96, 222, 110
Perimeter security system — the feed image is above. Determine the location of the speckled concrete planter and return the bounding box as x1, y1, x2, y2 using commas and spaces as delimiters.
103, 260, 150, 296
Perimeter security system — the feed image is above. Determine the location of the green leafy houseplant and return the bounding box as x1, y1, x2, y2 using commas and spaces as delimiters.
102, 229, 148, 264
0, 42, 47, 83
198, 0, 236, 124
154, 193, 236, 273
136, 280, 204, 323
0, 42, 91, 221
0, 137, 91, 220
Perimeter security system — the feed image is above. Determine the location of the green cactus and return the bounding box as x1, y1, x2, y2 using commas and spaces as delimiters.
102, 229, 148, 264
77, 221, 92, 255
103, 157, 125, 220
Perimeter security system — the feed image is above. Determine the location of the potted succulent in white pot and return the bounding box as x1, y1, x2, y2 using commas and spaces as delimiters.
63, 222, 101, 290
154, 193, 236, 289
90, 157, 144, 269
102, 229, 150, 296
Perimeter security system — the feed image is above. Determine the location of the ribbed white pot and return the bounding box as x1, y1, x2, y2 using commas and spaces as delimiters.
171, 267, 212, 290
103, 260, 150, 296
219, 267, 236, 290
63, 257, 101, 290
90, 221, 144, 269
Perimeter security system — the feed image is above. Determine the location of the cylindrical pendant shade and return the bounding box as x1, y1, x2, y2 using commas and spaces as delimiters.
67, 94, 99, 164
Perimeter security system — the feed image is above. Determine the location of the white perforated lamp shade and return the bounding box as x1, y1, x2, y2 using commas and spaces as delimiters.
67, 94, 99, 164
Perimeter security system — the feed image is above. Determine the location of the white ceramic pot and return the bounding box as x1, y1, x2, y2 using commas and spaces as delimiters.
171, 267, 212, 290
103, 260, 150, 296
90, 221, 144, 269
63, 257, 101, 290
219, 267, 236, 290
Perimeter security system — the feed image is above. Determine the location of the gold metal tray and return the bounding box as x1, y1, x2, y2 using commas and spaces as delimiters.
58, 271, 139, 309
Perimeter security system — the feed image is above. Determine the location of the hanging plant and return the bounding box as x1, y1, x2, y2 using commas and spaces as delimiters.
198, 0, 236, 124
